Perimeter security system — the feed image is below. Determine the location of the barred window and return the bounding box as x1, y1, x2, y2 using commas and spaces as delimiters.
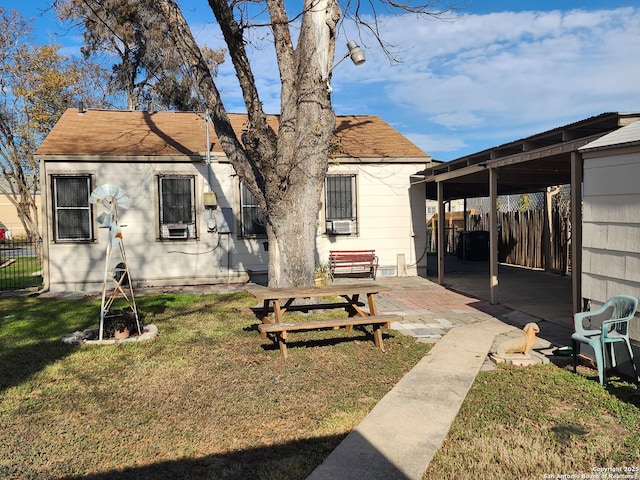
52, 175, 93, 242
325, 174, 357, 235
158, 176, 196, 239
240, 183, 267, 237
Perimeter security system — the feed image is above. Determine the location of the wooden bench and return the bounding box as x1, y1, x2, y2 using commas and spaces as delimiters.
257, 314, 400, 358
329, 250, 378, 280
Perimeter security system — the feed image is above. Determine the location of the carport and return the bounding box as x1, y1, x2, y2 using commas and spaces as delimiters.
416, 112, 640, 316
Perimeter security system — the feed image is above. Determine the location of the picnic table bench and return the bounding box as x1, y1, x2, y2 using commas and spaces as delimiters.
245, 284, 399, 358
329, 250, 378, 280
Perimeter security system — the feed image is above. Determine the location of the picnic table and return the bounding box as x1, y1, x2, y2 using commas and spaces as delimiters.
245, 283, 400, 358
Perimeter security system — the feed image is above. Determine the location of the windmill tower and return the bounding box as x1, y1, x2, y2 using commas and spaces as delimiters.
90, 184, 141, 341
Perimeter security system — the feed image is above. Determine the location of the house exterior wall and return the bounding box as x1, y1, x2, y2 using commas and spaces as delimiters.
318, 163, 428, 277
43, 158, 427, 292
43, 159, 249, 292
582, 147, 640, 350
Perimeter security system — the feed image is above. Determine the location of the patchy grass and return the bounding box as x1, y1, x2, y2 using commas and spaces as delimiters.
424, 363, 640, 479
0, 292, 429, 479
5, 292, 640, 480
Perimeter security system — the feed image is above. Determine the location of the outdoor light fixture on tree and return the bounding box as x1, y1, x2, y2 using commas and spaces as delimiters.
325, 40, 366, 91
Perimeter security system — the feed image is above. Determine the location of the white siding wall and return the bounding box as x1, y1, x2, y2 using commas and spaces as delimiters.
316, 163, 427, 277
45, 159, 427, 291
45, 160, 267, 292
582, 149, 640, 342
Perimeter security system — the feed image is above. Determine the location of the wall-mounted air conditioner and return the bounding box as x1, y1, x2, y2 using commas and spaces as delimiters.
329, 220, 352, 235
167, 224, 189, 239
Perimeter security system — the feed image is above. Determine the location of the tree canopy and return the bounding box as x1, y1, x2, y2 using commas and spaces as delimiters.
55, 0, 226, 111
0, 7, 83, 242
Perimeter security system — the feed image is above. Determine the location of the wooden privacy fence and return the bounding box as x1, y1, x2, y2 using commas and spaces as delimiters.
466, 208, 571, 274
497, 210, 544, 268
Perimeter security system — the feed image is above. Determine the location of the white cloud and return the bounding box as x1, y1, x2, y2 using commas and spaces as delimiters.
189, 5, 640, 158
350, 8, 640, 135
405, 132, 469, 155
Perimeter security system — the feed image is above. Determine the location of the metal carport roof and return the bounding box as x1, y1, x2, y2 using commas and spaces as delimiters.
414, 111, 640, 315
417, 112, 640, 201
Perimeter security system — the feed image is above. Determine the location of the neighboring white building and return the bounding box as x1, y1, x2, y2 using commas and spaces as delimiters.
580, 120, 640, 366
35, 109, 433, 292
0, 178, 41, 239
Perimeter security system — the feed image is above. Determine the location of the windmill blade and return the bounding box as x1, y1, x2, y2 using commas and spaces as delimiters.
90, 184, 114, 204
91, 184, 130, 210
113, 188, 127, 200
115, 195, 130, 210
97, 212, 112, 226
106, 184, 120, 196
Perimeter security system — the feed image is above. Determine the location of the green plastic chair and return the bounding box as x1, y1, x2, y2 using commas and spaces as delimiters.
571, 295, 639, 385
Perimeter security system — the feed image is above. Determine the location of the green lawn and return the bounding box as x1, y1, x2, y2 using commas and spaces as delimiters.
0, 292, 429, 479
425, 363, 640, 479
2, 292, 639, 480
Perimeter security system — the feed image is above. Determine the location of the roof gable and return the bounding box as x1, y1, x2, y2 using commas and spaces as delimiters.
35, 109, 429, 161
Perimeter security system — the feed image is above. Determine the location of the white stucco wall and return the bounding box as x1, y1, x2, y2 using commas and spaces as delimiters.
43, 158, 427, 292
44, 159, 261, 292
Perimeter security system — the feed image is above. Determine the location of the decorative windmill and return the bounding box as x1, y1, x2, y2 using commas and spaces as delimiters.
90, 184, 141, 341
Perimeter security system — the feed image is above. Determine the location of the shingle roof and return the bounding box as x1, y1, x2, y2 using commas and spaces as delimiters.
579, 119, 640, 151
35, 109, 429, 161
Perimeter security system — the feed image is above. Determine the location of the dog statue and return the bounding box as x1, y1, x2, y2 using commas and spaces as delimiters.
495, 322, 540, 358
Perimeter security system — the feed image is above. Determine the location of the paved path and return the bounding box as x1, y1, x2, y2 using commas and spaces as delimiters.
308, 276, 573, 480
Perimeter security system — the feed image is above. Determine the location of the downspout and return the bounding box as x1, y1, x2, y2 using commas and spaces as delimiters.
570, 151, 583, 314
37, 155, 50, 293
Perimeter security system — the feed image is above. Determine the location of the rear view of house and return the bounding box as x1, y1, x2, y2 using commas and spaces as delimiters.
35, 109, 433, 292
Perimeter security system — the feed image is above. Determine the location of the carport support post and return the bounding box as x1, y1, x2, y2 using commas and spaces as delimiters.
437, 180, 445, 285
543, 188, 553, 273
489, 167, 499, 304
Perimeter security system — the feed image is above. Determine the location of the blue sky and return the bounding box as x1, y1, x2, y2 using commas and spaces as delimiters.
4, 1, 640, 161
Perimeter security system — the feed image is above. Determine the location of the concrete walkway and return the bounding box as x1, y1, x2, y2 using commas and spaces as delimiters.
308, 275, 573, 480
307, 318, 514, 480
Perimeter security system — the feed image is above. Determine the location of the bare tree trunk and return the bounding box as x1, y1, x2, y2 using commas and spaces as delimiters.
156, 0, 340, 288
264, 0, 338, 287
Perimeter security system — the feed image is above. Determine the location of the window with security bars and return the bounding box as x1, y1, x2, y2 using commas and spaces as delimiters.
325, 174, 356, 235
158, 176, 196, 239
52, 175, 93, 242
240, 183, 267, 237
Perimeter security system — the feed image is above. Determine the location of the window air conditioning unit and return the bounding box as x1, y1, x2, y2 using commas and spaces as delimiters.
330, 220, 352, 235
167, 224, 189, 239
